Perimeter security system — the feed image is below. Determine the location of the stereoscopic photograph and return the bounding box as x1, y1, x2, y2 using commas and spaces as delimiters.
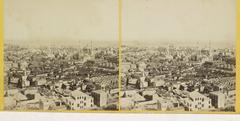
121, 0, 236, 112
3, 0, 119, 111
2, 0, 238, 113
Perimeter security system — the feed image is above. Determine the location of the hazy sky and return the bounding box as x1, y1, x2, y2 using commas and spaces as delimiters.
122, 0, 236, 47
4, 0, 237, 48
4, 0, 118, 45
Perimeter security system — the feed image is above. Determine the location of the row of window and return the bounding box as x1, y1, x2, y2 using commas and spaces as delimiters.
77, 103, 86, 107
187, 102, 211, 108
67, 99, 93, 106
195, 98, 204, 101
76, 104, 94, 108
77, 96, 87, 100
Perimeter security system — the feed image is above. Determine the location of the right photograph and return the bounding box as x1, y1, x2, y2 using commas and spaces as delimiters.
120, 0, 236, 112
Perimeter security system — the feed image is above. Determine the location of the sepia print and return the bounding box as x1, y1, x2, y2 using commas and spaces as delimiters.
3, 0, 237, 113
4, 0, 119, 111
121, 0, 236, 112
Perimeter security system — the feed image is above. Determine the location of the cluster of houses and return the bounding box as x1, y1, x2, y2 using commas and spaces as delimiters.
3, 44, 236, 112
121, 45, 236, 111
4, 44, 119, 110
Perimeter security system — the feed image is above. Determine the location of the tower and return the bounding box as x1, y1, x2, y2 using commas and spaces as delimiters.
208, 40, 211, 52
196, 41, 201, 55
208, 40, 213, 61
90, 40, 93, 56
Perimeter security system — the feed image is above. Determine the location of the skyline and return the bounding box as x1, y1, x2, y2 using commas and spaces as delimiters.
4, 40, 118, 48
122, 39, 236, 49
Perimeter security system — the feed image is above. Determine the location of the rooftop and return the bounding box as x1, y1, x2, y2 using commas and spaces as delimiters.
71, 90, 90, 98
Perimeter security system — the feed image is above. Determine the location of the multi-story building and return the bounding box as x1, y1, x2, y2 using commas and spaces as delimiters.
225, 90, 235, 108
65, 90, 94, 110
91, 90, 108, 107
209, 91, 226, 109
183, 91, 212, 111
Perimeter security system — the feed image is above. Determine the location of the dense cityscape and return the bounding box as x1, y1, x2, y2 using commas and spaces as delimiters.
3, 0, 237, 116
3, 41, 236, 112
4, 42, 119, 111
121, 43, 236, 112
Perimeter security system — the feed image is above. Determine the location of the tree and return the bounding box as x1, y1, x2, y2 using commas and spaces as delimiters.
69, 83, 77, 91
187, 85, 195, 92
179, 85, 185, 91
61, 84, 67, 90
86, 84, 94, 92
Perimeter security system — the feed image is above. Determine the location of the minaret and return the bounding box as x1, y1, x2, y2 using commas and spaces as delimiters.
91, 40, 93, 56
196, 41, 200, 55
209, 40, 211, 50
209, 40, 212, 54
208, 40, 213, 61
90, 40, 95, 60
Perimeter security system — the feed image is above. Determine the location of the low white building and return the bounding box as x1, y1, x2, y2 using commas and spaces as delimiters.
120, 97, 134, 110
150, 76, 165, 87
65, 90, 94, 110
4, 97, 17, 110
183, 91, 212, 111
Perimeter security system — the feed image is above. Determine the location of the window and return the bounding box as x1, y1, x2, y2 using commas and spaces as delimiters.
202, 104, 204, 107
195, 105, 197, 108
202, 98, 204, 102
84, 103, 86, 106
77, 104, 80, 107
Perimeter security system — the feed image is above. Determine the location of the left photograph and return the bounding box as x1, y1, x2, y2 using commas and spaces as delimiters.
3, 0, 119, 111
